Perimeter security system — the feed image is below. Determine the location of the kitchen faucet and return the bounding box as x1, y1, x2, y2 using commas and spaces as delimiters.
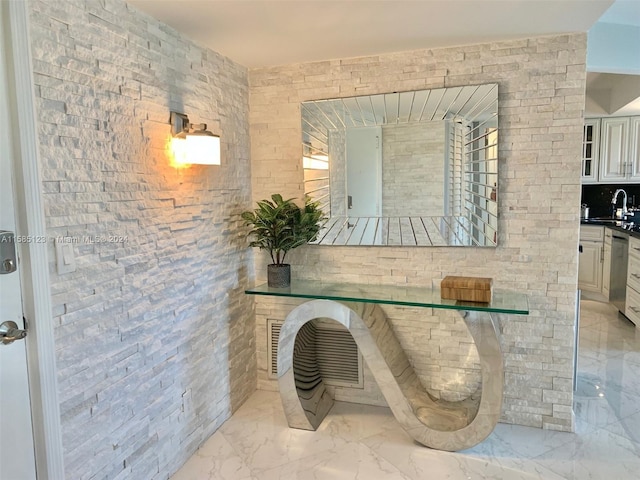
612, 188, 628, 217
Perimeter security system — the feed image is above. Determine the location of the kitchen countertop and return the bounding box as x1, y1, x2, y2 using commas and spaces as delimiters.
580, 219, 640, 239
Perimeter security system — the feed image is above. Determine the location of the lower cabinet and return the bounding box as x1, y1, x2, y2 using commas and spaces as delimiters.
579, 227, 640, 327
602, 229, 612, 299
578, 226, 603, 293
626, 236, 640, 326
625, 287, 640, 326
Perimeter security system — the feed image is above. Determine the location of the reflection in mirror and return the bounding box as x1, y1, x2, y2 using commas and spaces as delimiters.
302, 84, 498, 247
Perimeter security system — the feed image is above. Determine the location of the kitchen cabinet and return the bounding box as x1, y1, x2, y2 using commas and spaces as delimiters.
582, 116, 640, 184
602, 228, 612, 299
581, 119, 600, 183
630, 117, 640, 180
599, 116, 640, 183
578, 226, 603, 293
626, 236, 640, 326
600, 117, 629, 182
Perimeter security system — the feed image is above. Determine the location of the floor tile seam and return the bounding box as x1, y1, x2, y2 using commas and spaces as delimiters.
493, 457, 567, 480
217, 424, 264, 476
531, 424, 640, 461
620, 357, 640, 368
416, 446, 545, 479
578, 326, 599, 332
218, 410, 287, 429
610, 403, 640, 422
575, 383, 632, 397
253, 438, 415, 480
576, 336, 631, 345
580, 324, 617, 333
171, 434, 254, 480
529, 444, 579, 463
581, 316, 619, 321
573, 413, 620, 432
504, 433, 578, 462
578, 351, 625, 362
344, 440, 416, 480
578, 351, 620, 360
363, 439, 461, 480
594, 427, 640, 456
456, 446, 524, 463
600, 422, 640, 451
582, 319, 632, 328
324, 403, 416, 436
361, 429, 533, 478
346, 419, 408, 443
227, 417, 384, 472
578, 332, 635, 341
597, 387, 640, 404
221, 402, 418, 471
573, 392, 640, 428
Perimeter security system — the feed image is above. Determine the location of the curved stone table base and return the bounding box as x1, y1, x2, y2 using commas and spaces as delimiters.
277, 299, 503, 451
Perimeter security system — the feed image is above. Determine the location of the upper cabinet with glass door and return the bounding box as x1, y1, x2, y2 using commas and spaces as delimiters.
581, 119, 600, 183
582, 116, 640, 184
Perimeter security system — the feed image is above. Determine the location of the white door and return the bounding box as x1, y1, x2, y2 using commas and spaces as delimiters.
0, 2, 38, 477
346, 126, 382, 217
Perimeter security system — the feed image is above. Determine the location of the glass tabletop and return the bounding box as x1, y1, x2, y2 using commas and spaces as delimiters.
246, 279, 528, 315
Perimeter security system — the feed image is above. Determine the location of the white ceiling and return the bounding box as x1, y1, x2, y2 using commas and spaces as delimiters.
128, 0, 616, 68
128, 0, 639, 115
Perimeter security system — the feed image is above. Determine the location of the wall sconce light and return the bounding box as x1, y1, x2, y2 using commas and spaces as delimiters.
170, 111, 220, 165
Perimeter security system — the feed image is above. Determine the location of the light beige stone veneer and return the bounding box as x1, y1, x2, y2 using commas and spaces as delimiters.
250, 34, 586, 433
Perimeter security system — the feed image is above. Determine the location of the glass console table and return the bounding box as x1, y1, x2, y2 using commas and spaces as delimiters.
246, 279, 529, 451
246, 279, 528, 314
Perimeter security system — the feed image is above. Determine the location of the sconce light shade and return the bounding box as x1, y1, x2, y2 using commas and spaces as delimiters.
185, 131, 220, 165
170, 111, 220, 165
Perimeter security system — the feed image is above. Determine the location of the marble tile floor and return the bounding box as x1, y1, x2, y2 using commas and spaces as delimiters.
171, 300, 640, 480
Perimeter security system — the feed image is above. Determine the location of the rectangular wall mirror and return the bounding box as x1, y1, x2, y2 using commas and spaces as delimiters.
301, 83, 498, 247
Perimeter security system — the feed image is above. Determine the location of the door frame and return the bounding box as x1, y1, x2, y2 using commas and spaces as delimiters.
346, 126, 383, 217
3, 2, 65, 478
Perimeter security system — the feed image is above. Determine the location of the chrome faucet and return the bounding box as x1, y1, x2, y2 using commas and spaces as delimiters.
612, 189, 628, 217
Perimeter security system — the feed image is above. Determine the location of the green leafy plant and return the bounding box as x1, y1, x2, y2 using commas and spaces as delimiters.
241, 194, 326, 265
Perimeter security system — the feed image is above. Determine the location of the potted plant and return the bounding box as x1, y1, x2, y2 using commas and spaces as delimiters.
241, 194, 326, 287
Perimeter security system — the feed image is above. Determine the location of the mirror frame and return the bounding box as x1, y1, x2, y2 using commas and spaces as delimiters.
302, 84, 499, 247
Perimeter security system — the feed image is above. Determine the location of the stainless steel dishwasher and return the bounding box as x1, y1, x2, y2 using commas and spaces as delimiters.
610, 232, 629, 313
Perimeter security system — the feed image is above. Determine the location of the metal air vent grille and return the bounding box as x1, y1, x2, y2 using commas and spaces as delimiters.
267, 319, 362, 387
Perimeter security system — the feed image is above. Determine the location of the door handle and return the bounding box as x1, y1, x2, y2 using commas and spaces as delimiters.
0, 320, 27, 345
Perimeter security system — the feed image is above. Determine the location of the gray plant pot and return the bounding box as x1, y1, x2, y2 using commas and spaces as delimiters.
267, 264, 291, 288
